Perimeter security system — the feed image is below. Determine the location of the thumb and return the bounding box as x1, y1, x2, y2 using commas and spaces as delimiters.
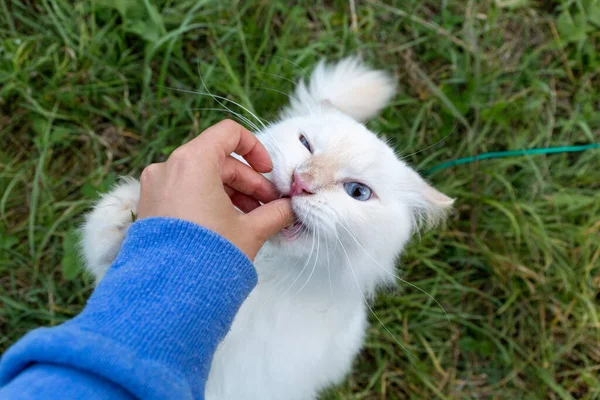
245, 198, 294, 241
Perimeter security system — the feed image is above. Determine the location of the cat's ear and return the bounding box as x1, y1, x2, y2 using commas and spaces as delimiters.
418, 183, 454, 228
311, 57, 396, 122
285, 57, 396, 121
402, 171, 454, 229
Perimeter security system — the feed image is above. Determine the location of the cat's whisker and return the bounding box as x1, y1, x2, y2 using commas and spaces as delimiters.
255, 71, 299, 87
190, 107, 260, 132
272, 55, 311, 79
161, 86, 269, 131
294, 226, 320, 297
195, 65, 269, 131
264, 227, 312, 304
333, 232, 416, 360
251, 86, 298, 103
325, 236, 336, 306
161, 85, 240, 125
281, 219, 316, 296
264, 139, 287, 160
398, 121, 459, 161
336, 213, 452, 327
316, 212, 343, 304
262, 140, 297, 181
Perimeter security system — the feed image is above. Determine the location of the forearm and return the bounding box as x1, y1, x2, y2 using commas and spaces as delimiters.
0, 217, 257, 399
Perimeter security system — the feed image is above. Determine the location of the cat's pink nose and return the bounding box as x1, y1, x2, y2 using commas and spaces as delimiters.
289, 172, 313, 197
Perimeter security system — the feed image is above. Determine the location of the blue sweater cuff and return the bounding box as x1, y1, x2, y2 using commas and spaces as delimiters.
0, 217, 257, 399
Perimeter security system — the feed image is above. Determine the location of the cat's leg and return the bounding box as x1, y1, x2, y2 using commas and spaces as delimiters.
80, 177, 140, 283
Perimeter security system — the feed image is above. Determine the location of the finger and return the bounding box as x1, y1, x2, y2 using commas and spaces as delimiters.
224, 185, 236, 198
229, 190, 262, 213
225, 184, 262, 213
183, 120, 273, 173
244, 198, 294, 241
222, 157, 280, 204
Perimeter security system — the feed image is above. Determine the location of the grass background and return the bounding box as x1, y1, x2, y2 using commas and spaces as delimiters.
1, 0, 599, 398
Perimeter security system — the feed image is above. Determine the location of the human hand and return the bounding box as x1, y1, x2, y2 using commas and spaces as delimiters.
136, 120, 293, 260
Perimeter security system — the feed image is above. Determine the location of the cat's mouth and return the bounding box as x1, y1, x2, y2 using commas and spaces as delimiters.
282, 219, 304, 240
280, 194, 305, 240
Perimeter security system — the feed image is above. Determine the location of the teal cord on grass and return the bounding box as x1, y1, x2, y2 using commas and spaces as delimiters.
425, 143, 600, 174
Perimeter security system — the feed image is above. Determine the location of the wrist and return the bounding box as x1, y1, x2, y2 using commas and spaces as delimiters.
72, 217, 257, 378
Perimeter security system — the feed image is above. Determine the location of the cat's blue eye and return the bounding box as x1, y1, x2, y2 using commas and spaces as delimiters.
343, 182, 372, 201
299, 134, 312, 153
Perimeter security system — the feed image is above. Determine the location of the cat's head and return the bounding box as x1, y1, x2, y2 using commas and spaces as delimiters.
258, 58, 453, 291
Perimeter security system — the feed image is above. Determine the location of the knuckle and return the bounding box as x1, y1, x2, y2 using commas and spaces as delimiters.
272, 204, 287, 228
277, 206, 288, 226
229, 170, 240, 186
168, 148, 191, 166
140, 163, 159, 183
218, 119, 237, 130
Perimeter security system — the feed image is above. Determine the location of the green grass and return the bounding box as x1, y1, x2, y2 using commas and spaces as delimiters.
1, 0, 599, 398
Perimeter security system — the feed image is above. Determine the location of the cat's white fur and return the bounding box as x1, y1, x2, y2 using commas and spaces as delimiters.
81, 57, 453, 399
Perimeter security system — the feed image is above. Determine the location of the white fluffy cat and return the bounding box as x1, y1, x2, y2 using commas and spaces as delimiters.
81, 57, 453, 400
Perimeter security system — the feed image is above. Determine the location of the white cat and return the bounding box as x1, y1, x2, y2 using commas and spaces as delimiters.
81, 57, 453, 400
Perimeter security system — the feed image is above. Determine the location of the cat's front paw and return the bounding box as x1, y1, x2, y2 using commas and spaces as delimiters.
80, 177, 140, 283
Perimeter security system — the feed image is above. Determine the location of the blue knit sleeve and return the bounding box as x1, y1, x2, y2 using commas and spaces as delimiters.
0, 217, 258, 400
